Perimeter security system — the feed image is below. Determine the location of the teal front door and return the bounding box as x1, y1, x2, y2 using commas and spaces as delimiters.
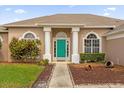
57, 39, 66, 58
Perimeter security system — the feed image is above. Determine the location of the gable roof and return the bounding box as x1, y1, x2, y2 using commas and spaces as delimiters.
3, 14, 124, 27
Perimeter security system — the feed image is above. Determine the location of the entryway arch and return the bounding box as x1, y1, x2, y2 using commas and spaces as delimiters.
53, 32, 70, 61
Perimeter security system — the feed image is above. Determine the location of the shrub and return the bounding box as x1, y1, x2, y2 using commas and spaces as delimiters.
9, 37, 41, 62
80, 53, 105, 62
0, 39, 2, 49
38, 59, 49, 66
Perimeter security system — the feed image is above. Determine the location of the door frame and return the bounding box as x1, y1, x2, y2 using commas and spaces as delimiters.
53, 37, 70, 61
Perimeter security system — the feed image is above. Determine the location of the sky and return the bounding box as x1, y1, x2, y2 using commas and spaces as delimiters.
0, 5, 124, 25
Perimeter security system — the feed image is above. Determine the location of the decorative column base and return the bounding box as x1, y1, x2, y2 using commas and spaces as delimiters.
72, 54, 80, 64
43, 54, 51, 62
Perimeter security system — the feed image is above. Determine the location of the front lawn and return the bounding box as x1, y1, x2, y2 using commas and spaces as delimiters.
69, 63, 124, 85
0, 63, 44, 88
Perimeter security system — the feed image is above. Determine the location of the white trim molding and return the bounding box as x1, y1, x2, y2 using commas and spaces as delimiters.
19, 31, 39, 40
3, 23, 115, 29
107, 31, 124, 40
84, 25, 115, 28
43, 26, 51, 32
83, 31, 102, 53
72, 27, 80, 32
53, 38, 70, 61
53, 32, 70, 61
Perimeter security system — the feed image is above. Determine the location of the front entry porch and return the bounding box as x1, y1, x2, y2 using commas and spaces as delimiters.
43, 27, 80, 63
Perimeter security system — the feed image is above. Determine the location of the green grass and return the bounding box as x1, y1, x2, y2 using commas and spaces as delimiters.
0, 63, 44, 88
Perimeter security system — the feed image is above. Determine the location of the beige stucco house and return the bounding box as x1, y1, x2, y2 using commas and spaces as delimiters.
0, 14, 124, 65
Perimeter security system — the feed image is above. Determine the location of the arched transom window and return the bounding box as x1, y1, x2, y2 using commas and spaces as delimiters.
21, 31, 39, 40
56, 32, 67, 38
84, 33, 100, 53
24, 33, 35, 39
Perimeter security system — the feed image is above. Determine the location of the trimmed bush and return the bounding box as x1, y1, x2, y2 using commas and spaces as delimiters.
9, 37, 41, 62
38, 59, 49, 66
0, 39, 2, 49
80, 53, 105, 62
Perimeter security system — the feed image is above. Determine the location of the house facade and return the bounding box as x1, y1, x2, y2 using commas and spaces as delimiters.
0, 14, 124, 65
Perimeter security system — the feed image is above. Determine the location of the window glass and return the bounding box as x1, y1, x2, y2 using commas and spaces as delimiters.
24, 33, 35, 39
84, 33, 100, 53
54, 41, 56, 57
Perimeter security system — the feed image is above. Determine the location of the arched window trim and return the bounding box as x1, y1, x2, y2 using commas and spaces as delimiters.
0, 36, 3, 42
19, 31, 39, 40
83, 31, 102, 53
84, 31, 101, 39
56, 32, 67, 38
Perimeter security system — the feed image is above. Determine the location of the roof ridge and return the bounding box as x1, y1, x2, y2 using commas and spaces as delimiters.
2, 13, 124, 27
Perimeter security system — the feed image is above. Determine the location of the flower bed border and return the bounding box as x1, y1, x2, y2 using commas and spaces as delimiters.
32, 64, 55, 88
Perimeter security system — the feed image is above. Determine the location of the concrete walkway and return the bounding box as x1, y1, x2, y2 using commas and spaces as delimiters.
48, 62, 73, 88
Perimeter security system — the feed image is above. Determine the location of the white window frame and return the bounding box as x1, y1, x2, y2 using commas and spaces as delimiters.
19, 31, 39, 40
83, 31, 102, 53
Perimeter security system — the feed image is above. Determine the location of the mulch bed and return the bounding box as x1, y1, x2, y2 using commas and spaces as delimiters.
68, 63, 124, 85
32, 64, 54, 88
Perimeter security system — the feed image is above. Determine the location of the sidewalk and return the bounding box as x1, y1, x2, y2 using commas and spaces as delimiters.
74, 84, 124, 88
48, 62, 73, 88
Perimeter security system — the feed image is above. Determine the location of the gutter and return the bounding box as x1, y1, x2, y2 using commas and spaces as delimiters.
3, 23, 116, 29
0, 26, 8, 32
106, 29, 124, 36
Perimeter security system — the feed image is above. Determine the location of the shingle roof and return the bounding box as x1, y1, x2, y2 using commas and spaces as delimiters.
3, 14, 124, 27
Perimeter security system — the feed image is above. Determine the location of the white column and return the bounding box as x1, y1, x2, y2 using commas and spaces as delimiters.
43, 27, 51, 62
72, 27, 80, 63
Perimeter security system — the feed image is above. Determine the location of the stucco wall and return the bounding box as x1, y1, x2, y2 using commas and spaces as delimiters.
106, 37, 124, 65
51, 28, 109, 61
79, 28, 109, 54
0, 32, 8, 62
8, 27, 44, 62
2, 27, 110, 62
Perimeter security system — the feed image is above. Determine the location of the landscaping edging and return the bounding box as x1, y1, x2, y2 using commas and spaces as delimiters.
32, 64, 55, 88
47, 64, 56, 88
67, 64, 74, 87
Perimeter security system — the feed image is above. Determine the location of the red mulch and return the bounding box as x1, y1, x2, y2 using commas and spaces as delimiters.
68, 63, 124, 85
